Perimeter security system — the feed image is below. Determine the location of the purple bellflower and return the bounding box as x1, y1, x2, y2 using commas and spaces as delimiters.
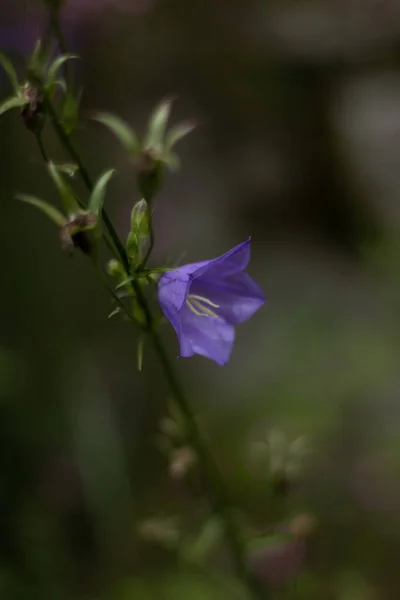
158, 238, 266, 365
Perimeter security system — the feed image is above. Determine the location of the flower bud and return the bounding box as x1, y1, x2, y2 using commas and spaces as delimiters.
127, 198, 149, 262
21, 82, 45, 133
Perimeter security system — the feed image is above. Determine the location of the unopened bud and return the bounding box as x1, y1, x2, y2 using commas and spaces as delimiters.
21, 82, 45, 133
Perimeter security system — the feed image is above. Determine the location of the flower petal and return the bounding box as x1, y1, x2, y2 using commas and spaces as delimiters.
190, 272, 266, 325
158, 272, 190, 312
201, 238, 252, 279
178, 306, 235, 365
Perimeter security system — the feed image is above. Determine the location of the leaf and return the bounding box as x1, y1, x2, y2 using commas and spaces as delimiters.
93, 112, 139, 155
48, 161, 80, 216
165, 121, 196, 151
27, 40, 46, 82
16, 194, 67, 226
182, 517, 224, 564
0, 53, 20, 94
54, 163, 79, 178
47, 78, 67, 97
108, 307, 121, 319
47, 53, 79, 81
88, 168, 115, 216
144, 97, 173, 151
0, 95, 27, 117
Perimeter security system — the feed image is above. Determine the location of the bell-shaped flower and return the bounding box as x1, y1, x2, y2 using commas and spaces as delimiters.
158, 239, 265, 365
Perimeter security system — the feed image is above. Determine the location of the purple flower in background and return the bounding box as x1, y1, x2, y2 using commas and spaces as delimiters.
158, 239, 265, 365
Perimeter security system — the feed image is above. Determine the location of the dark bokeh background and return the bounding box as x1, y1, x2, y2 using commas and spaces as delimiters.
2, 0, 400, 598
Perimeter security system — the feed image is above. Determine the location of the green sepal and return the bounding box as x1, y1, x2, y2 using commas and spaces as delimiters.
0, 95, 28, 117
88, 168, 115, 216
47, 54, 79, 82
48, 161, 80, 216
165, 121, 196, 152
0, 53, 20, 95
53, 163, 78, 178
27, 40, 48, 84
93, 112, 140, 155
108, 307, 121, 319
144, 97, 173, 152
16, 194, 67, 226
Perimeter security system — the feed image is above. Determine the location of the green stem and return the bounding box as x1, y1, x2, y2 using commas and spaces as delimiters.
43, 87, 268, 600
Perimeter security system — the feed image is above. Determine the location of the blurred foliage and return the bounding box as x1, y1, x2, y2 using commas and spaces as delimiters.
2, 0, 400, 598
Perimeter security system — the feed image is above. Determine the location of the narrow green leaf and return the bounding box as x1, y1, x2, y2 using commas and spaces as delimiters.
27, 40, 46, 82
144, 97, 173, 151
165, 121, 196, 151
0, 95, 27, 117
93, 113, 139, 155
108, 307, 121, 319
47, 78, 67, 97
16, 194, 67, 226
183, 517, 224, 564
88, 168, 115, 216
54, 163, 78, 178
0, 53, 20, 94
48, 161, 80, 216
48, 54, 79, 81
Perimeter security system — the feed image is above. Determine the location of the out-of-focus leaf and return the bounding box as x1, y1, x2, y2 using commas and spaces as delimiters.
16, 194, 67, 226
165, 121, 196, 151
144, 97, 173, 151
48, 161, 80, 216
27, 39, 46, 81
47, 53, 79, 81
88, 168, 115, 216
54, 163, 78, 178
182, 517, 224, 564
0, 53, 20, 94
108, 307, 121, 319
93, 112, 139, 155
0, 95, 27, 117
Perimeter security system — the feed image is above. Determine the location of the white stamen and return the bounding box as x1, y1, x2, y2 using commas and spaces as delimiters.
186, 294, 220, 318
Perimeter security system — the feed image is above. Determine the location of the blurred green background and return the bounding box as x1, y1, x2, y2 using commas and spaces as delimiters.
2, 0, 400, 598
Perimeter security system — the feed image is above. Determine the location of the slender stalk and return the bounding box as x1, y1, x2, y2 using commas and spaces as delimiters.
47, 7, 72, 88
40, 45, 268, 600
